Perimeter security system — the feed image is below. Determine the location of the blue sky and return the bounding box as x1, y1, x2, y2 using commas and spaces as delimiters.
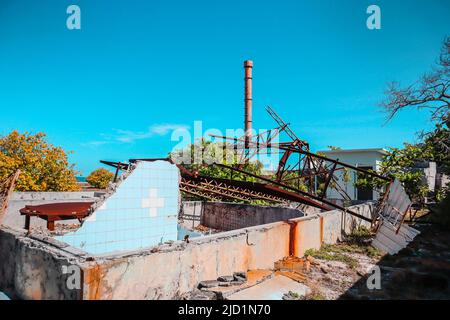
0, 0, 449, 175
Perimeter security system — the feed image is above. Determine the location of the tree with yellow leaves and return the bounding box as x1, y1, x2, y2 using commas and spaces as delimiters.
86, 168, 114, 189
0, 131, 80, 191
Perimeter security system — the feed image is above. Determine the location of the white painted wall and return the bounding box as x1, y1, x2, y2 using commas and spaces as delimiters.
319, 149, 386, 201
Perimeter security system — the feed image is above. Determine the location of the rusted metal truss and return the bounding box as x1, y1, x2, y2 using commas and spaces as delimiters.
100, 106, 396, 224
102, 158, 371, 222
210, 106, 390, 201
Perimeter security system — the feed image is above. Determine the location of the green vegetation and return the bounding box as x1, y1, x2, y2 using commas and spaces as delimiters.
0, 131, 80, 191
303, 292, 326, 300
86, 168, 114, 189
169, 138, 311, 203
304, 226, 382, 268
355, 143, 436, 203
357, 37, 449, 208
169, 139, 264, 180
305, 245, 359, 269
286, 291, 300, 299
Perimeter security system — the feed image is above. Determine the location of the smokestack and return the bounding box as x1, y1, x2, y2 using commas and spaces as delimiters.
244, 60, 253, 147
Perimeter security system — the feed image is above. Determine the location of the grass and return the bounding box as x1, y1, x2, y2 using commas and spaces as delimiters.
286, 291, 300, 299
304, 293, 326, 300
305, 246, 359, 269
284, 290, 326, 300
304, 226, 383, 268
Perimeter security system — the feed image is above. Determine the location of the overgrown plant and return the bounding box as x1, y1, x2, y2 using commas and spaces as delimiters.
86, 168, 114, 189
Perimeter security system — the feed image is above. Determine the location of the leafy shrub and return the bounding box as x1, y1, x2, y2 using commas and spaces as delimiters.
86, 168, 114, 189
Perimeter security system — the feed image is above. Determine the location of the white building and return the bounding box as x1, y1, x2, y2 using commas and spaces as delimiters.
318, 148, 387, 202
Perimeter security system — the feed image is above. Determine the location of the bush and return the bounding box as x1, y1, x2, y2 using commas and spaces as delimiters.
86, 168, 114, 189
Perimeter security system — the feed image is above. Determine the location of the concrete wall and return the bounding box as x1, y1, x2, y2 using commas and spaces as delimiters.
0, 227, 84, 300
3, 192, 102, 230
200, 202, 304, 231
0, 203, 374, 300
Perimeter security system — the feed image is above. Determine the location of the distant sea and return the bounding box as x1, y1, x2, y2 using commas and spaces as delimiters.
76, 176, 86, 182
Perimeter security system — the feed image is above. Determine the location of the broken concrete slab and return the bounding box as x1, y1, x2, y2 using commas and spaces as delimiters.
217, 275, 234, 282
198, 280, 220, 289
218, 280, 245, 287
200, 270, 274, 299
227, 274, 311, 300
233, 271, 247, 282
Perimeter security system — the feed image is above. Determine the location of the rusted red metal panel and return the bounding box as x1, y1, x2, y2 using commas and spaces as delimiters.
19, 202, 93, 231
19, 202, 93, 216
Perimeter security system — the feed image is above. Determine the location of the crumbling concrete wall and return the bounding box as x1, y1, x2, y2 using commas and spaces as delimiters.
0, 202, 374, 300
0, 227, 84, 300
200, 202, 304, 231
320, 203, 375, 245
81, 223, 291, 299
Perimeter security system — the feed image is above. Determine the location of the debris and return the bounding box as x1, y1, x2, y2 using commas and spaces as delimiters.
275, 256, 311, 273
184, 289, 217, 300
372, 220, 420, 255
198, 280, 220, 289
282, 290, 302, 300
372, 179, 420, 254
217, 275, 234, 282
306, 255, 317, 264
320, 266, 329, 274
233, 271, 247, 282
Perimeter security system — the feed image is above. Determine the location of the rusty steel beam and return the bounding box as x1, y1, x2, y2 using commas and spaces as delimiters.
208, 135, 390, 182
182, 175, 288, 204
100, 158, 371, 221
321, 161, 338, 199
180, 186, 220, 201
215, 163, 372, 222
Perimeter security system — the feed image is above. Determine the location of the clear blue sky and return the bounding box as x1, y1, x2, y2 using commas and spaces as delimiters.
0, 0, 449, 175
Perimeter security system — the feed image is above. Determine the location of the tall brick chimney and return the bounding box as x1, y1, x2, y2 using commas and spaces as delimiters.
244, 60, 253, 147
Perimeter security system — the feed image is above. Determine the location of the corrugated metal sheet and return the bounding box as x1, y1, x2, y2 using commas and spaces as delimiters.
372, 179, 419, 255
372, 221, 420, 255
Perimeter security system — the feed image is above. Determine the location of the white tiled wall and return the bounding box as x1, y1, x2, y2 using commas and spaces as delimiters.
57, 160, 180, 254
